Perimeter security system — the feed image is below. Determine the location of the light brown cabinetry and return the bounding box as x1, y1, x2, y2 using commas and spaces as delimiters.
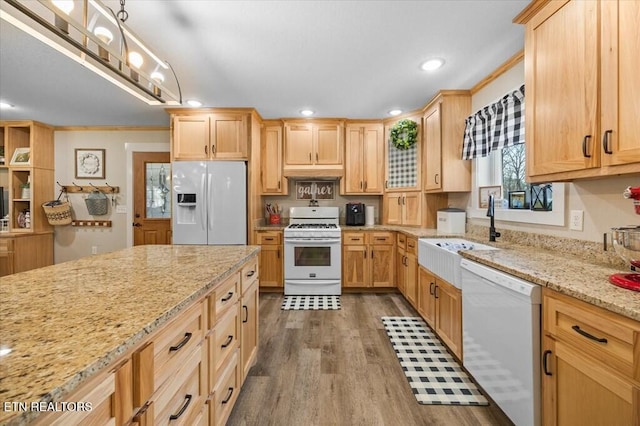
418, 266, 462, 359
240, 257, 259, 382
422, 92, 471, 192
260, 121, 287, 194
396, 234, 417, 303
516, 0, 640, 182
283, 120, 344, 176
383, 191, 422, 226
342, 231, 395, 288
0, 233, 53, 276
343, 122, 384, 194
170, 111, 249, 160
255, 230, 283, 288
541, 289, 640, 426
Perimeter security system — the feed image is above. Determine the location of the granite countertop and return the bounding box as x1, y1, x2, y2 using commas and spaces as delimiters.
0, 245, 260, 426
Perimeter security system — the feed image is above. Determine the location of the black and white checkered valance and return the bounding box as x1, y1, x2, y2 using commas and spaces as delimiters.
462, 85, 525, 159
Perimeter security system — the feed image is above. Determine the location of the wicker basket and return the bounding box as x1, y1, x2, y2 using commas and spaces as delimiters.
42, 201, 72, 225
85, 190, 108, 216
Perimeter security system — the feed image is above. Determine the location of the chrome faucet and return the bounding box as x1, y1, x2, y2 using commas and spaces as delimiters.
487, 194, 501, 242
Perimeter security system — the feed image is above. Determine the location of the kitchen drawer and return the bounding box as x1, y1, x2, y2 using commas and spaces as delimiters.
0, 238, 13, 253
152, 301, 205, 392
209, 271, 240, 328
241, 256, 259, 294
209, 303, 240, 391
212, 349, 240, 426
406, 237, 417, 255
152, 344, 206, 426
544, 292, 640, 381
343, 232, 366, 245
396, 233, 406, 250
369, 232, 394, 245
256, 231, 281, 245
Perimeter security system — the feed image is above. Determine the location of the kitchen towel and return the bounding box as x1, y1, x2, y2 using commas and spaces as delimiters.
281, 295, 341, 310
381, 316, 488, 406
365, 205, 375, 225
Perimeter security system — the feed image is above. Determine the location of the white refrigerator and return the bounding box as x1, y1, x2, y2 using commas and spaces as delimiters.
172, 161, 247, 245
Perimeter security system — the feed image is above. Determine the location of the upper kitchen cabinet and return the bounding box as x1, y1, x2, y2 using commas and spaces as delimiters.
261, 121, 287, 195
384, 115, 422, 191
169, 110, 250, 161
516, 0, 640, 182
422, 91, 471, 193
342, 122, 384, 194
283, 120, 344, 177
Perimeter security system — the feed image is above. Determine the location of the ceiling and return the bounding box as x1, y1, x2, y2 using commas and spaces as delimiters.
0, 0, 529, 127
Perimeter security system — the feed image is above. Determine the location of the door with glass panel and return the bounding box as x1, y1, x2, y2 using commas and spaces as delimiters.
133, 152, 171, 245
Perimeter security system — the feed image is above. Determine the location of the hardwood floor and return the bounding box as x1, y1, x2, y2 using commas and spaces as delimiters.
228, 293, 513, 426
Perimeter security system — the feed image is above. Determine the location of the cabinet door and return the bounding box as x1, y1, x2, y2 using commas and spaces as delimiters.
241, 281, 258, 383
315, 123, 342, 165
435, 279, 462, 359
543, 337, 637, 426
344, 126, 364, 193
363, 124, 384, 193
173, 115, 210, 160
526, 0, 599, 176
258, 245, 282, 287
343, 244, 367, 287
396, 248, 405, 294
261, 125, 286, 194
404, 252, 417, 308
418, 267, 436, 328
211, 113, 247, 159
285, 124, 314, 165
423, 105, 442, 191
384, 193, 403, 225
370, 244, 394, 287
402, 192, 422, 226
600, 0, 640, 167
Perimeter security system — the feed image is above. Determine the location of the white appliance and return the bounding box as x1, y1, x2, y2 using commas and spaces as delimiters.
172, 161, 247, 245
437, 208, 466, 234
460, 258, 541, 426
284, 207, 341, 295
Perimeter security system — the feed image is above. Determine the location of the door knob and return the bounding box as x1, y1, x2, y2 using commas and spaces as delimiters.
133, 222, 142, 227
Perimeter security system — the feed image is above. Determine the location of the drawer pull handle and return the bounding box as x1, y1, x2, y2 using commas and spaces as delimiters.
242, 305, 249, 323
375, 237, 386, 241
169, 394, 192, 420
543, 350, 552, 376
169, 332, 192, 352
246, 270, 255, 277
571, 325, 607, 343
264, 237, 274, 241
221, 335, 234, 348
222, 387, 234, 404
221, 292, 234, 302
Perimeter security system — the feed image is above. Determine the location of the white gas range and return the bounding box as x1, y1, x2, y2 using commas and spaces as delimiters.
283, 207, 341, 295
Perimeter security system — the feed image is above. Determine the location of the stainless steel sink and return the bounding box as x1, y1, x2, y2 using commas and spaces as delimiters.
418, 238, 499, 288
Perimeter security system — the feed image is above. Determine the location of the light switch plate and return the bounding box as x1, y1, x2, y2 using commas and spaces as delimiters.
116, 205, 127, 214
570, 210, 584, 231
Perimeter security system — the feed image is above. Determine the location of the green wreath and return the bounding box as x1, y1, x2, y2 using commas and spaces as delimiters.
390, 119, 418, 150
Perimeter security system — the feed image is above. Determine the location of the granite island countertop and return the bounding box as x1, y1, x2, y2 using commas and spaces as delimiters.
0, 244, 260, 426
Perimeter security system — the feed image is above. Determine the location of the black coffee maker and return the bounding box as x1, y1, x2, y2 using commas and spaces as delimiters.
346, 203, 366, 226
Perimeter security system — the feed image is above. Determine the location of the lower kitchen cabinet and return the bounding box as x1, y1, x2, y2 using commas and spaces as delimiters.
418, 265, 462, 359
0, 232, 53, 276
542, 289, 640, 426
255, 230, 283, 288
240, 258, 259, 382
396, 234, 418, 305
342, 231, 395, 288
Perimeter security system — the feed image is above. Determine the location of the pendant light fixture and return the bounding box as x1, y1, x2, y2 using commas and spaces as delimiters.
1, 0, 182, 106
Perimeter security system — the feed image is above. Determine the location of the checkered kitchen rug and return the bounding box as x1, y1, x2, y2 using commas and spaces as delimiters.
382, 316, 488, 406
281, 295, 341, 310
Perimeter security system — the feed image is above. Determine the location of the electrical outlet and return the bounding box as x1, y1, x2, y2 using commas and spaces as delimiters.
570, 210, 584, 231
116, 205, 127, 214
91, 246, 98, 255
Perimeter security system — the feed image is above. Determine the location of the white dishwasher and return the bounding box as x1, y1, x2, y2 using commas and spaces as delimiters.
460, 258, 541, 426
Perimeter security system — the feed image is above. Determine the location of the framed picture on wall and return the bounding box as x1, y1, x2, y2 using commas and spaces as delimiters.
478, 186, 502, 209
508, 191, 527, 209
75, 149, 105, 179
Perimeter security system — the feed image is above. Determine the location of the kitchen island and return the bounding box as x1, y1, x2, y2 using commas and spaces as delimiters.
0, 244, 260, 425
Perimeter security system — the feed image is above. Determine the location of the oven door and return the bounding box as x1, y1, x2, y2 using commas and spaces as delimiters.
284, 237, 341, 280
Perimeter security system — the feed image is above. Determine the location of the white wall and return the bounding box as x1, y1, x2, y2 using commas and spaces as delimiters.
464, 60, 640, 242
54, 130, 169, 263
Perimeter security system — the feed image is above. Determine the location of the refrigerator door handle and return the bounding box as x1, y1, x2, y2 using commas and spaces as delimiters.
207, 172, 214, 232
200, 172, 207, 232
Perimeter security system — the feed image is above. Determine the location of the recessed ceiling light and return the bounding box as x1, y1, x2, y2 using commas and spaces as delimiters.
421, 58, 445, 71
300, 109, 314, 117
388, 109, 402, 116
186, 100, 202, 107
0, 102, 14, 109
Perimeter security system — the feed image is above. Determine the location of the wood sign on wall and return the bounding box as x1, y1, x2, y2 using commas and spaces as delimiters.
296, 181, 335, 200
